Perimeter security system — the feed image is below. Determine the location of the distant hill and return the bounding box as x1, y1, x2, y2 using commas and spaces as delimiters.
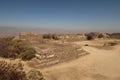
0, 26, 57, 37
0, 26, 50, 33
0, 26, 78, 37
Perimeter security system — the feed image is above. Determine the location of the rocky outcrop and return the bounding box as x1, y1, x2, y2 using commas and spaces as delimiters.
58, 34, 86, 41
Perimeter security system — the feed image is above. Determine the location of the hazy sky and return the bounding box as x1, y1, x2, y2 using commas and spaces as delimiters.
0, 0, 120, 32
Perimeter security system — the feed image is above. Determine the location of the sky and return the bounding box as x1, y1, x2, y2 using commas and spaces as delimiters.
0, 0, 120, 33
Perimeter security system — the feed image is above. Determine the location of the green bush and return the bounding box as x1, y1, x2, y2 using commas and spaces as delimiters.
20, 48, 36, 60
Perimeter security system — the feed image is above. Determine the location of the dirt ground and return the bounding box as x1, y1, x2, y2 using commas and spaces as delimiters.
41, 39, 120, 80
0, 39, 120, 80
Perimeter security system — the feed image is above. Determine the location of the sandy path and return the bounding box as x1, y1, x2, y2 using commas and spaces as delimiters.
41, 42, 120, 80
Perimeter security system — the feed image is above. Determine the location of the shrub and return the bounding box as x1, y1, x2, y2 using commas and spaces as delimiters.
27, 69, 45, 80
20, 48, 36, 60
43, 34, 59, 40
98, 34, 104, 38
0, 37, 17, 58
0, 37, 36, 60
86, 35, 93, 40
52, 34, 59, 40
0, 60, 45, 80
43, 34, 52, 39
0, 60, 26, 80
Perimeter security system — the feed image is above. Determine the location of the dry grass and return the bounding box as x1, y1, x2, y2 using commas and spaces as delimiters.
0, 60, 26, 80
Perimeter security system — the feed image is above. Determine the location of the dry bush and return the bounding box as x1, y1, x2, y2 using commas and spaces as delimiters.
98, 34, 104, 38
0, 60, 45, 80
85, 33, 97, 40
86, 32, 108, 40
43, 34, 59, 40
0, 37, 25, 58
86, 35, 94, 40
0, 37, 36, 60
0, 60, 26, 80
27, 69, 45, 80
